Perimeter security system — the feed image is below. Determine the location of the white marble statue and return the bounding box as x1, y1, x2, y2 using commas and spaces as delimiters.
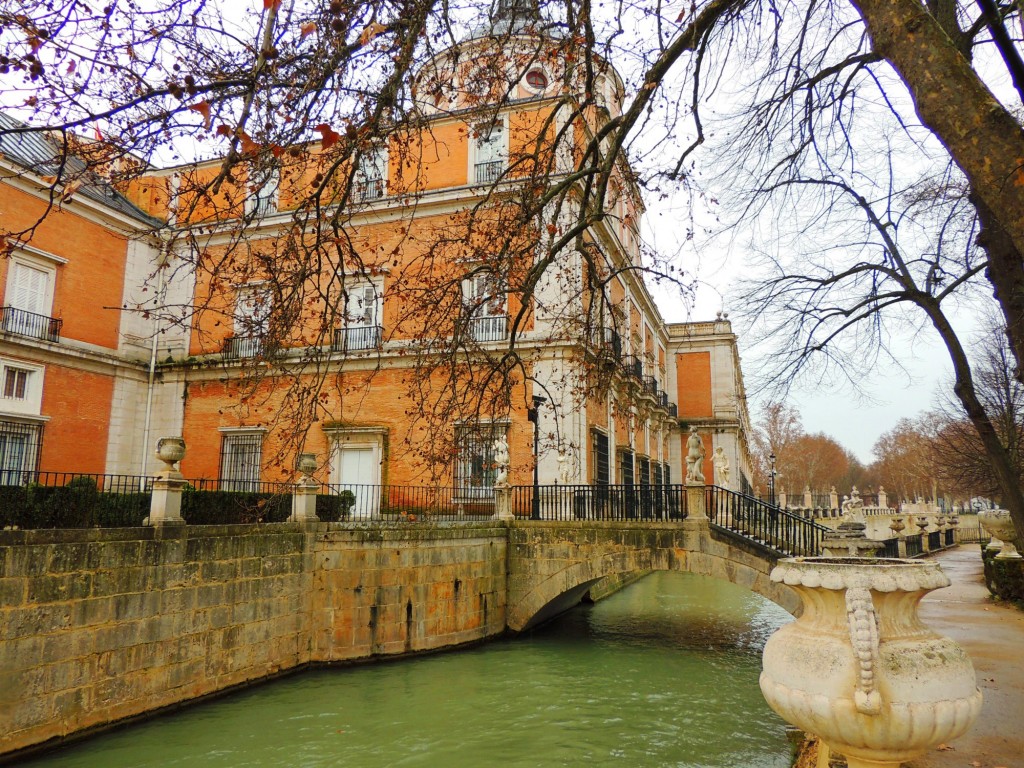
493, 435, 510, 486
712, 446, 730, 488
556, 451, 570, 485
685, 427, 705, 484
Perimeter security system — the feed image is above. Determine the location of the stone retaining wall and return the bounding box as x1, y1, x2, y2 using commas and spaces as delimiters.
0, 523, 507, 758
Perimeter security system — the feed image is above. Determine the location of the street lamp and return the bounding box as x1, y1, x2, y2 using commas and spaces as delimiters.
529, 395, 547, 520
768, 452, 777, 507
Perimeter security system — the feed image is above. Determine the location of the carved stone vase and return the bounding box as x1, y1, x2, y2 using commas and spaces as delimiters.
979, 509, 1021, 559
760, 558, 982, 768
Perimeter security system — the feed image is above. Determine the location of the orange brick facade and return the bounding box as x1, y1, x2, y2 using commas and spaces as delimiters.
0, 26, 752, 498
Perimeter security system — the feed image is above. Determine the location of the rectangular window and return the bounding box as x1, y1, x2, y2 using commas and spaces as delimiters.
245, 166, 279, 218
354, 147, 387, 200
474, 124, 505, 183
228, 284, 272, 358
591, 430, 609, 485
3, 368, 29, 400
455, 423, 505, 499
0, 421, 42, 485
3, 260, 59, 342
462, 271, 507, 342
336, 281, 383, 351
618, 449, 634, 485
638, 456, 650, 486
219, 432, 263, 492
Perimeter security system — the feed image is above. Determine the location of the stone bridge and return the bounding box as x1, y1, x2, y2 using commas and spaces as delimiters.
506, 518, 801, 631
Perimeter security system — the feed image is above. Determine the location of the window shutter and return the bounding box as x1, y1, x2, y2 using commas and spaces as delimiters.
11, 263, 49, 314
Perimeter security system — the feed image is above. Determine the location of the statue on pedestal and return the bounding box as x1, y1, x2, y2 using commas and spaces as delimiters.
493, 435, 510, 486
685, 427, 705, 484
712, 446, 730, 488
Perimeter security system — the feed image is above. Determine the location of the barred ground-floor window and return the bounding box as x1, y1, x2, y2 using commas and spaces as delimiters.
455, 423, 506, 499
0, 420, 42, 485
219, 431, 263, 492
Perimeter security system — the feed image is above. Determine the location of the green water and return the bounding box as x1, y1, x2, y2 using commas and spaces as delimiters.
18, 572, 794, 768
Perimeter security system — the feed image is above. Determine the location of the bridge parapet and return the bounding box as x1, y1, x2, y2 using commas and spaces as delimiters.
505, 519, 801, 632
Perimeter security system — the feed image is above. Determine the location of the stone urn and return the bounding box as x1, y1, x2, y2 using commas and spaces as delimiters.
761, 558, 982, 768
296, 452, 318, 482
155, 436, 186, 473
915, 516, 930, 535
889, 516, 905, 536
979, 510, 1021, 559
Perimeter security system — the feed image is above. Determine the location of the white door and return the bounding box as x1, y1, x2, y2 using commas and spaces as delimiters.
338, 445, 379, 517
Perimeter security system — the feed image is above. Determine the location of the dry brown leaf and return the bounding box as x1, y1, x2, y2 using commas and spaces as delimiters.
359, 22, 387, 46
189, 100, 212, 129
300, 22, 317, 39
314, 123, 340, 150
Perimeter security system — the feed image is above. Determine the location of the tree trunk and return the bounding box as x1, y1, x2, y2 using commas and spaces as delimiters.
849, 0, 1024, 386
973, 194, 1024, 385
922, 297, 1024, 542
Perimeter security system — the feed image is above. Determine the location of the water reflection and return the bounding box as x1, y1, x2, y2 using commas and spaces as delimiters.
18, 572, 794, 768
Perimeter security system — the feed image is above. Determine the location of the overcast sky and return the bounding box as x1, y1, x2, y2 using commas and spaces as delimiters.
648, 238, 979, 466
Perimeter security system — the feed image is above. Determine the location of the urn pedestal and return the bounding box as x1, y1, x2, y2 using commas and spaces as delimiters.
760, 558, 982, 768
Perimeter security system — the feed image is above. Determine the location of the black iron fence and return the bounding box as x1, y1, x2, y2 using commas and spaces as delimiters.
906, 533, 923, 557
707, 485, 829, 557
879, 538, 901, 558
510, 484, 686, 521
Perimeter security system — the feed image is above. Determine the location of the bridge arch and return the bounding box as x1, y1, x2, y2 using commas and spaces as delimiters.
506, 521, 800, 632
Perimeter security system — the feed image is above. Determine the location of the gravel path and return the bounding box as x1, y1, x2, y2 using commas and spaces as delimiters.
908, 546, 1024, 768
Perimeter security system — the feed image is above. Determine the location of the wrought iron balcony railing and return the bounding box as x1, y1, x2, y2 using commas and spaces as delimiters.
223, 334, 264, 359
620, 355, 643, 381
468, 314, 508, 342
474, 160, 504, 184
0, 306, 62, 343
333, 325, 383, 352
354, 178, 385, 201
591, 326, 622, 360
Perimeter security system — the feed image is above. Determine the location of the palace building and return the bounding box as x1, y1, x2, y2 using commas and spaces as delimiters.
0, 2, 754, 508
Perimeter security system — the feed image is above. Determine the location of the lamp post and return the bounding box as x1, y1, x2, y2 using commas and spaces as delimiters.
768, 451, 777, 507
529, 395, 547, 520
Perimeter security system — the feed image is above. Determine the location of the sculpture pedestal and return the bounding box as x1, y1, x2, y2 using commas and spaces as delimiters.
493, 484, 514, 521
822, 521, 882, 558
288, 481, 320, 523
761, 558, 982, 768
686, 483, 706, 521
149, 472, 185, 526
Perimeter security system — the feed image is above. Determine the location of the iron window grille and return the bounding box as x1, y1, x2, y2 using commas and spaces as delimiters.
0, 420, 43, 485
454, 424, 505, 500
219, 433, 263, 492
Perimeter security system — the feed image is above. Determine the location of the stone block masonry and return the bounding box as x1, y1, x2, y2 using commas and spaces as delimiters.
0, 523, 508, 757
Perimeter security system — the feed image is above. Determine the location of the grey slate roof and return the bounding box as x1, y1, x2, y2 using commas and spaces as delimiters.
0, 112, 162, 227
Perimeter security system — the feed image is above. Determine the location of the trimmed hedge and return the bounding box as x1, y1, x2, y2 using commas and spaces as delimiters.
0, 478, 149, 529
1, 480, 356, 528
982, 543, 1024, 601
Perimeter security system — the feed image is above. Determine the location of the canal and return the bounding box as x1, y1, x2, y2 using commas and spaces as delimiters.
18, 572, 794, 767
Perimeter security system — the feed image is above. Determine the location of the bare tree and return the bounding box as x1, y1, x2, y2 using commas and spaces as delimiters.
930, 323, 1024, 501
3, 0, 1024, 521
